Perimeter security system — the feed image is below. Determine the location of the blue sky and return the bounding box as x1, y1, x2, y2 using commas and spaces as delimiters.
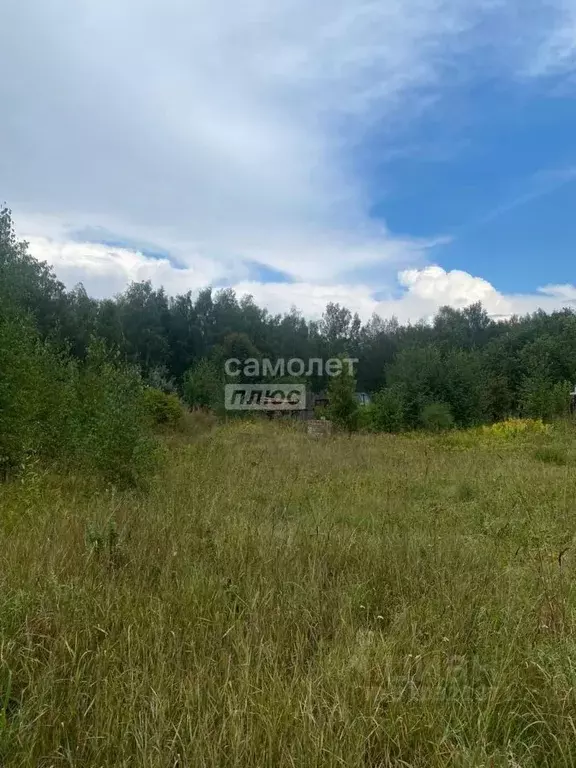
365, 78, 576, 293
2, 0, 576, 321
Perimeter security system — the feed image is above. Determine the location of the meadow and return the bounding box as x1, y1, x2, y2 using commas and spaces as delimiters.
2, 419, 576, 766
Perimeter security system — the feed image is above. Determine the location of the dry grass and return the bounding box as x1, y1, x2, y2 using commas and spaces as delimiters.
2, 420, 576, 766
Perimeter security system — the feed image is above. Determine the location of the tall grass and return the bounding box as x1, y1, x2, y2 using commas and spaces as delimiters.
2, 421, 576, 766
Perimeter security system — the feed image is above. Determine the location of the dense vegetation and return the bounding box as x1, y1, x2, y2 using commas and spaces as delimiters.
5, 205, 576, 765
2, 205, 575, 449
0, 207, 179, 485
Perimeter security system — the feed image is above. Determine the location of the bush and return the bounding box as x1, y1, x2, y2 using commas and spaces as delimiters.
147, 366, 178, 395
420, 402, 454, 432
371, 388, 404, 432
520, 378, 570, 421
0, 312, 76, 473
0, 320, 160, 487
142, 387, 184, 427
357, 404, 377, 431
183, 359, 222, 411
482, 418, 551, 439
327, 363, 359, 433
70, 341, 162, 488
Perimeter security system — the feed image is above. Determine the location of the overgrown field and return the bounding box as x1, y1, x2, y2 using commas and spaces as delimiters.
3, 421, 576, 766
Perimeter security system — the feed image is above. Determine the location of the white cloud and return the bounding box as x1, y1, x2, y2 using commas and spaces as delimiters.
386, 267, 576, 321
26, 234, 576, 323
0, 0, 511, 285
525, 1, 576, 76
397, 267, 496, 307
3, 0, 576, 313
26, 237, 224, 299
232, 266, 576, 322
230, 280, 380, 320
538, 283, 576, 302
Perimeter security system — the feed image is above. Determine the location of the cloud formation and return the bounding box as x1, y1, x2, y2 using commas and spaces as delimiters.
3, 0, 466, 281
2, 0, 576, 318
23, 236, 576, 325
232, 267, 576, 323
526, 0, 576, 76
0, 0, 516, 275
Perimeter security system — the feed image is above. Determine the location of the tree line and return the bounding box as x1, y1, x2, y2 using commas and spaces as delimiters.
2, 204, 575, 459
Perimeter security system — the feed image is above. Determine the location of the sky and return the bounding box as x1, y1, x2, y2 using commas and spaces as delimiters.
2, 0, 576, 322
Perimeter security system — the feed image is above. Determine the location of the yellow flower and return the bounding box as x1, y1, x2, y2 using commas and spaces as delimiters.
482, 417, 550, 439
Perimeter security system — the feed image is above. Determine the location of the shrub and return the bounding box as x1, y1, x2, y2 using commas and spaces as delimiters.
141, 387, 184, 427
147, 366, 178, 395
371, 388, 404, 433
0, 312, 75, 473
183, 359, 222, 411
357, 403, 377, 431
482, 418, 551, 439
69, 340, 162, 488
520, 378, 570, 421
420, 402, 454, 432
0, 321, 160, 487
327, 362, 359, 433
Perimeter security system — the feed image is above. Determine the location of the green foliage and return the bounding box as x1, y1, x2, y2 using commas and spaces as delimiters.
357, 404, 377, 431
116, 281, 170, 373
70, 340, 162, 487
7, 203, 576, 442
520, 377, 570, 421
370, 387, 404, 432
386, 345, 441, 428
183, 358, 222, 411
0, 315, 159, 487
387, 345, 485, 429
147, 366, 178, 394
0, 313, 73, 472
327, 363, 359, 433
314, 404, 329, 420
480, 373, 513, 423
420, 402, 454, 432
0, 206, 69, 337
142, 387, 184, 427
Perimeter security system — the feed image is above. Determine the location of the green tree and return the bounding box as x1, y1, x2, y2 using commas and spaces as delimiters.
519, 377, 570, 421
166, 292, 204, 378
386, 345, 443, 428
386, 344, 485, 428
320, 302, 352, 353
0, 206, 69, 338
327, 362, 359, 433
116, 281, 170, 372
371, 387, 404, 432
0, 312, 74, 472
183, 359, 222, 410
420, 402, 454, 432
71, 340, 161, 487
